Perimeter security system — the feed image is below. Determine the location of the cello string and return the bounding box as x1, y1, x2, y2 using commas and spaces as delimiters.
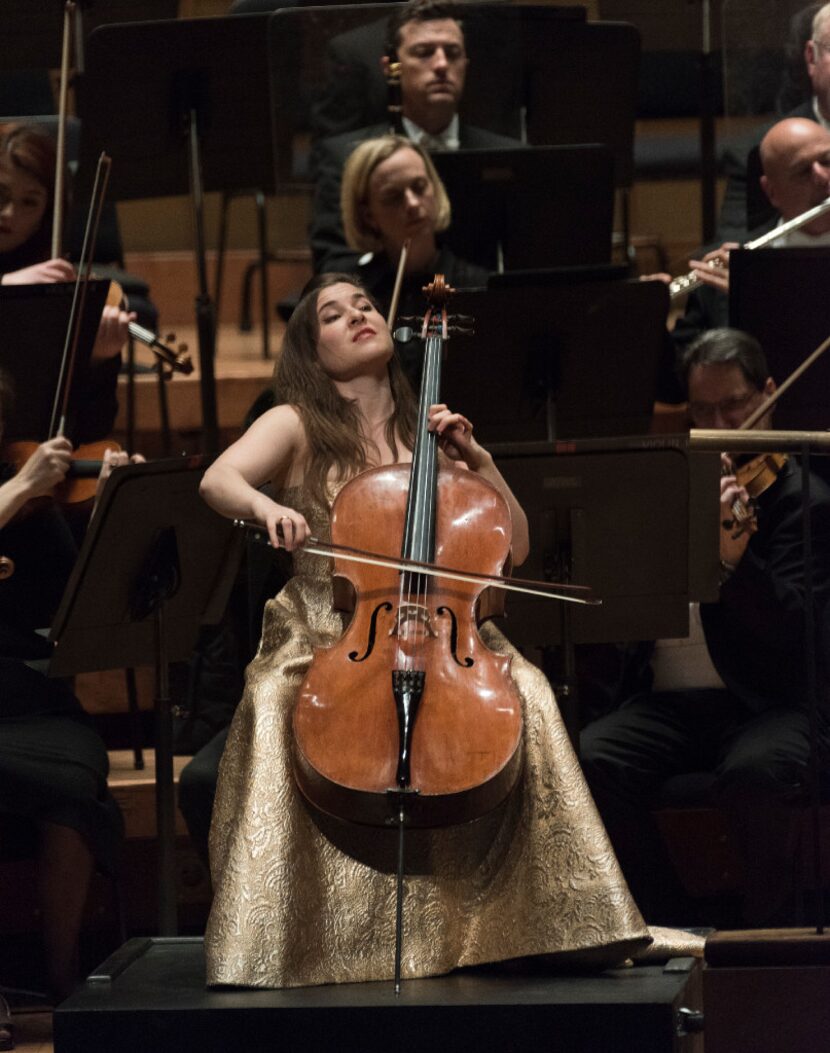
401, 305, 432, 672
414, 315, 441, 672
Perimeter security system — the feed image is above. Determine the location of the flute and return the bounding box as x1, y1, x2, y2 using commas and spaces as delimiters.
669, 196, 830, 302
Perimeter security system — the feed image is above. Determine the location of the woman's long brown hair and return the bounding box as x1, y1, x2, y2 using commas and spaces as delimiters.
275, 273, 417, 508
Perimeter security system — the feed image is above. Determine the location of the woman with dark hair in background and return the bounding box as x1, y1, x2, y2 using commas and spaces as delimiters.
0, 122, 133, 444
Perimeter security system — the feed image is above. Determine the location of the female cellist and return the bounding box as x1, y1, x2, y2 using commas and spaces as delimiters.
199, 273, 656, 989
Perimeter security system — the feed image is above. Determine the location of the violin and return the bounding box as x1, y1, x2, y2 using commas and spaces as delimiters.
2, 438, 121, 508
291, 277, 524, 829
0, 155, 124, 529
101, 278, 192, 376
722, 451, 788, 537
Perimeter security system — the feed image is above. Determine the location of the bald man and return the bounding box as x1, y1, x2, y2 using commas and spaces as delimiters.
759, 116, 830, 237
660, 116, 830, 395
687, 117, 830, 301
718, 3, 830, 239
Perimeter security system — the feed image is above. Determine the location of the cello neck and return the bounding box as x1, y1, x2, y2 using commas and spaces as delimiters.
400, 296, 448, 566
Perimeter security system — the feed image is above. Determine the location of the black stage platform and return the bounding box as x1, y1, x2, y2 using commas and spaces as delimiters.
54, 937, 703, 1052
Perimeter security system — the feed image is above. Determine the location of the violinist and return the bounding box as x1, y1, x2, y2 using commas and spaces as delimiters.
340, 135, 487, 296
0, 122, 134, 443
338, 134, 487, 387
199, 273, 658, 989
0, 368, 142, 1008
581, 328, 830, 927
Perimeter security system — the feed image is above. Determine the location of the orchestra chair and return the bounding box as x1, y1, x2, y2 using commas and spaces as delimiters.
0, 813, 126, 1003
653, 771, 830, 919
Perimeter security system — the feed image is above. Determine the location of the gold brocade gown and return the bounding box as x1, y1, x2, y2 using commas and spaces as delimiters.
206, 486, 662, 989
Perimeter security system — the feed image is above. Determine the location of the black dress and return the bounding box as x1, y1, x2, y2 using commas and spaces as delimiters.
0, 501, 122, 872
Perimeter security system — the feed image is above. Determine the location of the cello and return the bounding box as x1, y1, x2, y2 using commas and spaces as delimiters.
292, 277, 524, 831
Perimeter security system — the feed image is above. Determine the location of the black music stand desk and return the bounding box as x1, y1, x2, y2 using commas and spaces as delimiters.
432, 144, 615, 273
48, 457, 242, 935
491, 439, 721, 741
730, 246, 830, 435
78, 14, 275, 452
442, 274, 669, 445
0, 280, 109, 443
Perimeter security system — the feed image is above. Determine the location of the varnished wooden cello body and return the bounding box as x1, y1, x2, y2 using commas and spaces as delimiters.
292, 278, 524, 829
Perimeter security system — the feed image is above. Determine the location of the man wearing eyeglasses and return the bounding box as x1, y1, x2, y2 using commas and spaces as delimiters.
581, 327, 830, 928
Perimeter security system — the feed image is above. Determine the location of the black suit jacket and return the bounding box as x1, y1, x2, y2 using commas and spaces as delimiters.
309, 121, 520, 273
701, 458, 830, 714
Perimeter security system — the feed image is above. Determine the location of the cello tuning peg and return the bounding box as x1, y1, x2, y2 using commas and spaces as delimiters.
450, 314, 475, 325
392, 326, 415, 344
449, 324, 474, 336
165, 333, 176, 344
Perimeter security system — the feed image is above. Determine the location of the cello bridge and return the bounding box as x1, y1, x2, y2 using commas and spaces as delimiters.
391, 602, 436, 641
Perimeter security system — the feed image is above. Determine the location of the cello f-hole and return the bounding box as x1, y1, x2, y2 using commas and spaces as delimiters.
348, 601, 394, 662
436, 605, 474, 668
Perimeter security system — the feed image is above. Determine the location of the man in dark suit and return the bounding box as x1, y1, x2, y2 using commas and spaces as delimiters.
719, 2, 830, 239
581, 328, 830, 927
309, 0, 518, 274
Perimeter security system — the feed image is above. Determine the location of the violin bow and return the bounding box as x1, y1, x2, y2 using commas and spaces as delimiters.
49, 151, 112, 439
52, 1, 75, 260
739, 331, 830, 432
386, 239, 410, 328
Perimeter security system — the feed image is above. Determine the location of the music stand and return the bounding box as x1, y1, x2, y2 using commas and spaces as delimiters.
432, 144, 614, 272
0, 281, 109, 443
729, 247, 830, 436
0, 1, 177, 72
48, 458, 243, 935
487, 440, 721, 740
76, 14, 275, 454
439, 274, 669, 445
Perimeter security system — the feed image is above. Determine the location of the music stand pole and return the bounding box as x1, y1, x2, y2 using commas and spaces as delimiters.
186, 108, 220, 458
801, 444, 824, 933
699, 0, 719, 243
133, 528, 181, 935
